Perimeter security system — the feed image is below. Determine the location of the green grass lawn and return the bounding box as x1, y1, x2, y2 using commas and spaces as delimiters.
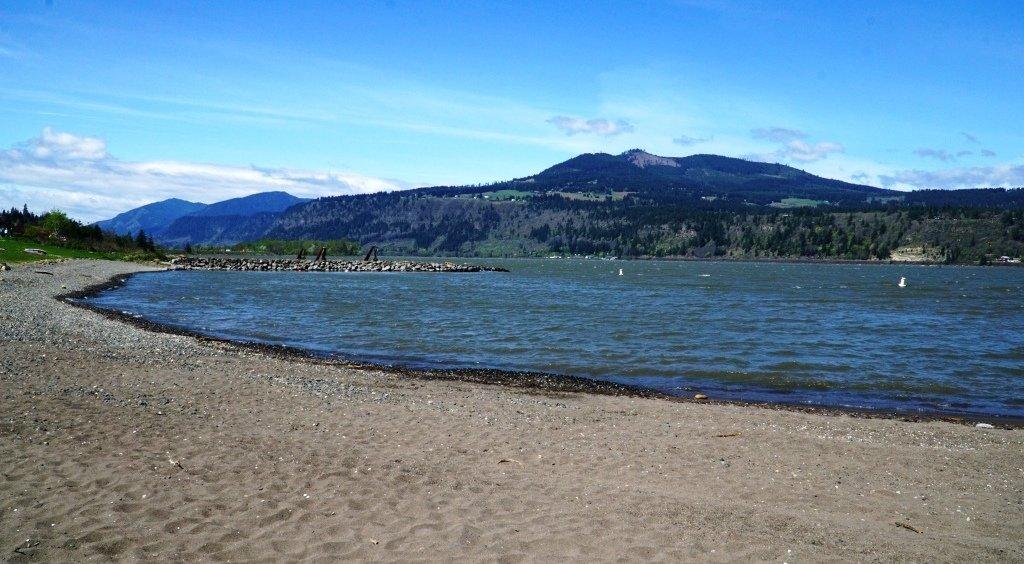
481, 189, 533, 201
768, 198, 828, 209
553, 191, 632, 202
0, 237, 135, 263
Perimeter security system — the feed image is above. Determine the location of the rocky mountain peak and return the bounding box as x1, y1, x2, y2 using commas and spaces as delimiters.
620, 149, 680, 168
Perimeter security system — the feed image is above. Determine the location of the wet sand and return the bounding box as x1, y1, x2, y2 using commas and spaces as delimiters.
1, 260, 1022, 561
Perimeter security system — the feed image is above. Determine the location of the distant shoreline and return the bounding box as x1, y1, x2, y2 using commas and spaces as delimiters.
629, 255, 1024, 267
62, 264, 1024, 427
189, 251, 1023, 267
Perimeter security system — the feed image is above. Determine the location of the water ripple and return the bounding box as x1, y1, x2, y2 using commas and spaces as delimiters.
89, 259, 1024, 417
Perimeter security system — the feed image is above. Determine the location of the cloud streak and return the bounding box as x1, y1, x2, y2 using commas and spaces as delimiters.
0, 128, 409, 222
914, 148, 956, 162
778, 140, 845, 162
750, 127, 807, 143
547, 115, 635, 136
878, 164, 1024, 190
672, 134, 713, 146
745, 126, 844, 164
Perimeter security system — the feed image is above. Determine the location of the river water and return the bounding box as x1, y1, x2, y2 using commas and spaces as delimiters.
86, 258, 1024, 418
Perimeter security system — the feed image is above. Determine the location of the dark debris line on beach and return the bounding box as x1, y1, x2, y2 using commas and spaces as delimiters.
170, 257, 509, 273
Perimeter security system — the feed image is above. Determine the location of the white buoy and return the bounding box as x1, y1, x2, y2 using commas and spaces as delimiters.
898, 276, 906, 288
618, 268, 623, 276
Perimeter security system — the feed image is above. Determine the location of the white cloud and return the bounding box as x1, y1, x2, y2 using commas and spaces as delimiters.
750, 126, 807, 143
0, 128, 410, 222
745, 126, 842, 163
877, 164, 1024, 190
15, 126, 109, 160
746, 139, 845, 164
914, 148, 956, 162
547, 115, 635, 136
672, 134, 713, 146
778, 140, 845, 162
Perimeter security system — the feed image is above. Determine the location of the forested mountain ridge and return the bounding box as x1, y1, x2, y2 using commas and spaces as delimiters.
156, 191, 309, 247
95, 191, 310, 247
265, 150, 1024, 263
95, 198, 208, 237
185, 191, 308, 218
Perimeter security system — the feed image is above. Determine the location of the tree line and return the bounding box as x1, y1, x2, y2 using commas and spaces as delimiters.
1, 205, 162, 257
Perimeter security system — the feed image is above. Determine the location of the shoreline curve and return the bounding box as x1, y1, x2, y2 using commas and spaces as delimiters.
59, 265, 1024, 428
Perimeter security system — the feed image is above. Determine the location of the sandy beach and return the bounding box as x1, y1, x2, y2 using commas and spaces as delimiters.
1, 260, 1022, 561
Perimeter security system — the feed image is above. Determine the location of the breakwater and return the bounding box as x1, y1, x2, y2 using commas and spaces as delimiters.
169, 257, 509, 273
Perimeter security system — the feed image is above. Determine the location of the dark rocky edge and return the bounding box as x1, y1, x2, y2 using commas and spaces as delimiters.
171, 256, 509, 272
58, 267, 1023, 429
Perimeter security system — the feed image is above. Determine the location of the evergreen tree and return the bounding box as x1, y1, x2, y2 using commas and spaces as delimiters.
135, 229, 149, 250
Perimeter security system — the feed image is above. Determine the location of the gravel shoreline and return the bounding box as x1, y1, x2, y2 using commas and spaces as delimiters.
2, 259, 1022, 561
62, 265, 1023, 428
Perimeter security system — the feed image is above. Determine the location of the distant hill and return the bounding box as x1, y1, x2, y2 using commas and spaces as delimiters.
265, 149, 1024, 262
157, 212, 284, 249
518, 150, 890, 204
96, 151, 1024, 262
186, 191, 308, 218
95, 191, 309, 247
403, 149, 891, 204
95, 198, 207, 237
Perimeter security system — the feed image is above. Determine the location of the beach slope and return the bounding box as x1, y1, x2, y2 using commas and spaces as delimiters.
1, 260, 1021, 561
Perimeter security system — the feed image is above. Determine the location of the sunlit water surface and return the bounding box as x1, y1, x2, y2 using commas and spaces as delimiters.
87, 259, 1024, 418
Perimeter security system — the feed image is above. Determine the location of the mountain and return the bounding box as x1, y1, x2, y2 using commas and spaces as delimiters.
264, 149, 1024, 262
157, 192, 310, 247
96, 151, 1024, 262
186, 191, 308, 217
94, 198, 208, 236
523, 150, 889, 204
409, 149, 892, 205
95, 191, 310, 247
157, 212, 284, 248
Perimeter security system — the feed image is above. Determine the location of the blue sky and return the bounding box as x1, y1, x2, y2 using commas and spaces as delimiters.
1, 0, 1022, 220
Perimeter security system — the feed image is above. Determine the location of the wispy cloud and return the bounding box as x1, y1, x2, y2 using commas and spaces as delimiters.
547, 116, 635, 136
778, 140, 845, 162
750, 126, 806, 143
914, 148, 956, 162
0, 86, 599, 153
672, 134, 713, 146
960, 131, 979, 143
0, 128, 409, 222
878, 164, 1024, 189
981, 149, 997, 157
746, 127, 843, 163
0, 34, 30, 60
20, 127, 108, 160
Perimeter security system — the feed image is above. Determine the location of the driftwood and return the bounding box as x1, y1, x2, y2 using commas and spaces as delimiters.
363, 245, 379, 262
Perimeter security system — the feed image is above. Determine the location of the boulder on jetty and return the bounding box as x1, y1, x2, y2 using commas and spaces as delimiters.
170, 257, 509, 273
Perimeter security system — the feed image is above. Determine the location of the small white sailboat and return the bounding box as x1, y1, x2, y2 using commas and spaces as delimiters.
898, 276, 906, 288
618, 268, 623, 276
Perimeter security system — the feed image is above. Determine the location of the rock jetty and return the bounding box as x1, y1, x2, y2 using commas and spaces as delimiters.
169, 257, 509, 273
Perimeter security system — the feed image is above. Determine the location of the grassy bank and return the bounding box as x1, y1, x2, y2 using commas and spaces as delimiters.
0, 237, 160, 264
